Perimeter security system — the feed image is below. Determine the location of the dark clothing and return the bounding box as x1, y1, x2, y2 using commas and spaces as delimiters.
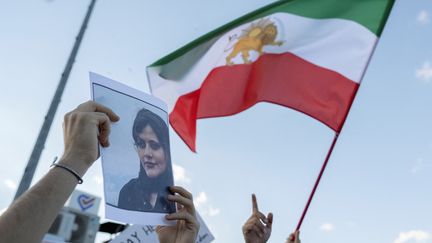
118, 178, 175, 213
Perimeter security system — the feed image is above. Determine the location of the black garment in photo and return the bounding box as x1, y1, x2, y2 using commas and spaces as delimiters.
117, 166, 175, 213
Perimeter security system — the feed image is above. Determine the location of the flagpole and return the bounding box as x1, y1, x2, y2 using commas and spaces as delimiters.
295, 132, 339, 231
13, 0, 97, 201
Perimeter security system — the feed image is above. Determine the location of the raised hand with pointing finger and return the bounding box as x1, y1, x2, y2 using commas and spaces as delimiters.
242, 194, 273, 243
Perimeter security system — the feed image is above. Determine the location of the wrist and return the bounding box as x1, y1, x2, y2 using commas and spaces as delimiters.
57, 156, 91, 178
50, 162, 83, 184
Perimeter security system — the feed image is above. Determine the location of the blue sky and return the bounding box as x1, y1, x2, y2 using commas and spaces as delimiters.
1, 0, 432, 243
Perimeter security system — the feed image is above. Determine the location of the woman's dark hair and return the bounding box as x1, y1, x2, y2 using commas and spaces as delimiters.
132, 108, 170, 162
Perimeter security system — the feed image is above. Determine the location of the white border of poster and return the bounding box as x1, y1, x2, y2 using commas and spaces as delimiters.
90, 72, 175, 226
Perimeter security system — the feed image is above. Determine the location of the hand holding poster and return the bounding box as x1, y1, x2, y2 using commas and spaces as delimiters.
90, 72, 175, 226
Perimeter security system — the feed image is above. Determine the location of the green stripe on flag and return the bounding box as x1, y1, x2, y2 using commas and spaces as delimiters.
265, 0, 395, 35
150, 0, 394, 67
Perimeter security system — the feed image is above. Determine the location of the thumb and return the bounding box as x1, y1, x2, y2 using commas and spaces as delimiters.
267, 212, 273, 229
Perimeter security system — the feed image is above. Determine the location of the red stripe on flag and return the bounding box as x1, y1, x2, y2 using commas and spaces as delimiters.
170, 52, 359, 151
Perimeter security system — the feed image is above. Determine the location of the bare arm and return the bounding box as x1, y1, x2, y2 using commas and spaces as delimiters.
0, 101, 119, 243
0, 160, 85, 243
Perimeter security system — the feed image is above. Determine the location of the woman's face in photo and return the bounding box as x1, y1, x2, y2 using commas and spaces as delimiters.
136, 124, 167, 178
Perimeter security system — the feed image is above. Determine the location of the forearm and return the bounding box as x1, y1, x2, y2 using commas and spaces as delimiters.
0, 101, 117, 243
0, 158, 87, 243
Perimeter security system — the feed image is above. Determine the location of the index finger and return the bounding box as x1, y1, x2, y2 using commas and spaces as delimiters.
252, 193, 259, 214
170, 186, 193, 200
77, 101, 120, 122
169, 186, 195, 215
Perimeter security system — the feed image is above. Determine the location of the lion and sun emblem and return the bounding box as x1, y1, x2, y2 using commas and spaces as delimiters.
225, 18, 284, 65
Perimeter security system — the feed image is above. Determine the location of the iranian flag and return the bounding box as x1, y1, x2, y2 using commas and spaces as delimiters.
147, 0, 394, 152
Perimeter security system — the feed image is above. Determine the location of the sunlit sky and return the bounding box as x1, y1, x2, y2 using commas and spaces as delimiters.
1, 0, 432, 243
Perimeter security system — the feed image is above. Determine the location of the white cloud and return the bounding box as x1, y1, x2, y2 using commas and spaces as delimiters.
0, 208, 7, 216
417, 10, 430, 24
195, 192, 208, 208
173, 164, 191, 184
92, 175, 103, 185
416, 62, 432, 83
319, 223, 335, 232
394, 230, 431, 243
208, 206, 221, 216
195, 191, 220, 217
4, 179, 17, 190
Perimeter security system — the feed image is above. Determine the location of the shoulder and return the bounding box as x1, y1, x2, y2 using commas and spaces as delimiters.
119, 178, 139, 196
118, 178, 141, 208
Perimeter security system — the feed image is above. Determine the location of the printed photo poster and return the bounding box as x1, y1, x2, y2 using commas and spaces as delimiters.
90, 72, 176, 226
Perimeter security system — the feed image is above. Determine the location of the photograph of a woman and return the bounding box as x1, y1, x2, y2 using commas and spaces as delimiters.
117, 108, 176, 213
92, 73, 177, 225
